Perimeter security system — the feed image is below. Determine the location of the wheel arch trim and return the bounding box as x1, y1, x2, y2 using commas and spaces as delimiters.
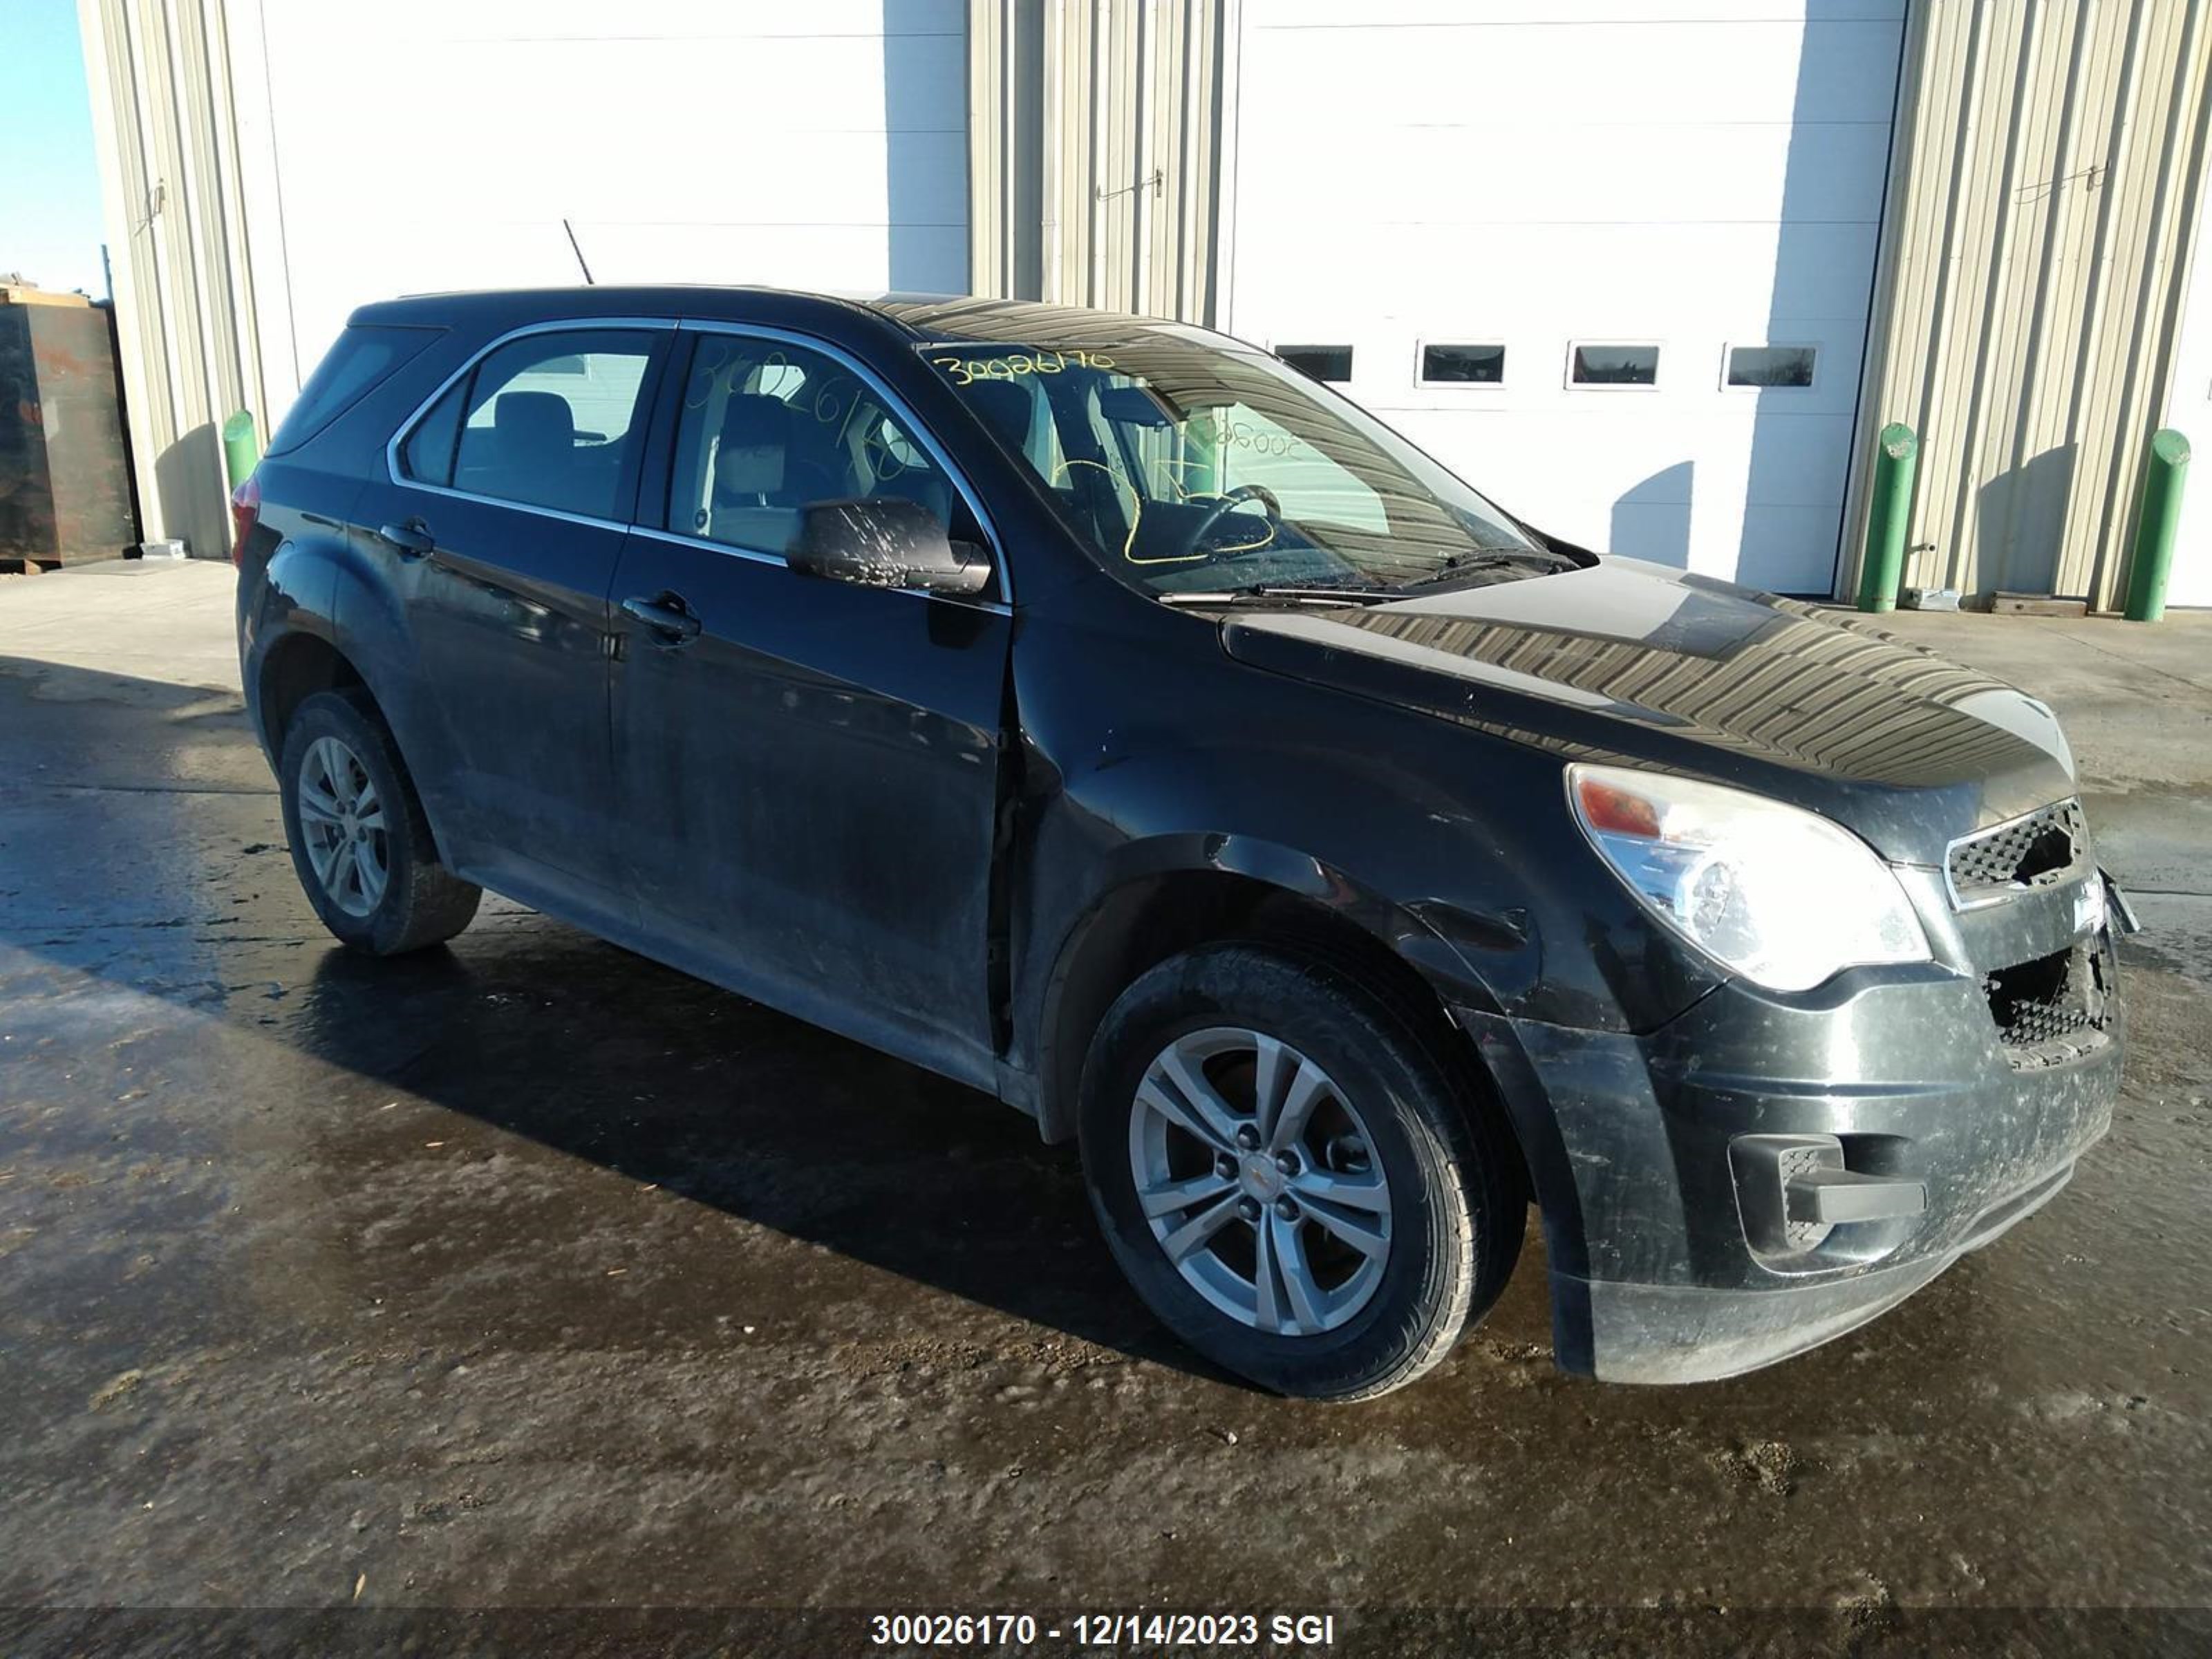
1028, 832, 1517, 1146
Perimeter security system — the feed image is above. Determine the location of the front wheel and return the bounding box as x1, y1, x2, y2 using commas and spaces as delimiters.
277, 689, 481, 955
1078, 944, 1524, 1400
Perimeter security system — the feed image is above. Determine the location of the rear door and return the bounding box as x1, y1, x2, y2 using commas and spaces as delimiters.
606, 324, 1013, 1087
355, 321, 672, 915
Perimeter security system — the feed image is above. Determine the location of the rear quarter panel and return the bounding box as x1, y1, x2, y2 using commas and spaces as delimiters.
243, 324, 486, 860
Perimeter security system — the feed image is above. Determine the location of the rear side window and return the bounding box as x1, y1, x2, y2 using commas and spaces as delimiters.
267, 324, 440, 455
396, 329, 659, 520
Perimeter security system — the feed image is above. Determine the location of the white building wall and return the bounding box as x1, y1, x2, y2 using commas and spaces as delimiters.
241, 0, 971, 400
83, 0, 971, 557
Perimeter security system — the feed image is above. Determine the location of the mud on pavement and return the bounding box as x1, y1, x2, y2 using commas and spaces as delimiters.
1, 579, 2209, 1657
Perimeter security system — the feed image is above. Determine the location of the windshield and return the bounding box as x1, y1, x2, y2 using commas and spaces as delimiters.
919, 335, 1555, 595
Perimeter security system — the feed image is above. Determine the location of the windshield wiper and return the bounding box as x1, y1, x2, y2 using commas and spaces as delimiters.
1157, 582, 1396, 608
1398, 546, 1577, 591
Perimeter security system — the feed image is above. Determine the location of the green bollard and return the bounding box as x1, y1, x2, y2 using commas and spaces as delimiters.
1857, 422, 1918, 613
2122, 429, 2190, 622
221, 409, 259, 490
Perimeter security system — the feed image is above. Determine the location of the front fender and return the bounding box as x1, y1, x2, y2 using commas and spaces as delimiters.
1085, 828, 1508, 1007
1012, 800, 1535, 1144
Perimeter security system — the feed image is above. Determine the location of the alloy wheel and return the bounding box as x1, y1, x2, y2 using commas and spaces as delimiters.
297, 735, 389, 918
1127, 1026, 1392, 1336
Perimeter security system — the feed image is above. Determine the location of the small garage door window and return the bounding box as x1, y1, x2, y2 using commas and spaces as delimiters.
1419, 343, 1506, 385
1568, 344, 1660, 388
1275, 345, 1354, 383
1725, 344, 1819, 389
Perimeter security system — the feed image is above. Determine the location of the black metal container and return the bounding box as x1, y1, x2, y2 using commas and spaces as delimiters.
0, 292, 138, 568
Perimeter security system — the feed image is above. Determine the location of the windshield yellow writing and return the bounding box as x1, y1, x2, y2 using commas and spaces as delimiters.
932, 349, 1117, 386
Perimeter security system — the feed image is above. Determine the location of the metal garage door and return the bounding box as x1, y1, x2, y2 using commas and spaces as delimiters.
1225, 1, 1906, 594
248, 0, 970, 393
2160, 207, 2212, 609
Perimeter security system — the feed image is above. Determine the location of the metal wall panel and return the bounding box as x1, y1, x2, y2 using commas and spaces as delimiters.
968, 0, 1234, 324
76, 0, 268, 561
1846, 0, 2212, 608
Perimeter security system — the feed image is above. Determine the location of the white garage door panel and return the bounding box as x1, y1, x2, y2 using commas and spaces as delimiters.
1385, 398, 1860, 578
1302, 224, 1882, 345
1243, 124, 1891, 231
1230, 2, 1904, 594
394, 38, 971, 146
582, 223, 971, 291
1393, 406, 1851, 507
254, 0, 967, 399
2159, 198, 2212, 607
1244, 17, 1903, 131
1260, 0, 1897, 28
420, 0, 966, 35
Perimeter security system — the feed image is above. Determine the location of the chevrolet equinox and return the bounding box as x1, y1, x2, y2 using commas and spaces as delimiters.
232, 288, 2128, 1398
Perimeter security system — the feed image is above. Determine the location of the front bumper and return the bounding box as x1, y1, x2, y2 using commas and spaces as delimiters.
1462, 877, 2124, 1385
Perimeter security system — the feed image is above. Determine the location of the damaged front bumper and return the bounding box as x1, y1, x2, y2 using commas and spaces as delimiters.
1464, 868, 2128, 1385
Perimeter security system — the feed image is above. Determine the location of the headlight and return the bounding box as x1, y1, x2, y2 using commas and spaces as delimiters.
1567, 763, 1931, 993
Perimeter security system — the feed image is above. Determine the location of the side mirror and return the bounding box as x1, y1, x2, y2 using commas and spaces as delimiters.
790, 498, 993, 598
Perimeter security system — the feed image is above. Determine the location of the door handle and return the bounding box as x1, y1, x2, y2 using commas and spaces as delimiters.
378, 518, 435, 559
621, 592, 702, 644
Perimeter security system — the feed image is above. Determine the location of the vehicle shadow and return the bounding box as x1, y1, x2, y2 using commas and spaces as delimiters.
283, 932, 1216, 1376
0, 651, 1224, 1383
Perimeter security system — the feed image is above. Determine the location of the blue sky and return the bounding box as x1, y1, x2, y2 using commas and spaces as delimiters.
1, 0, 106, 294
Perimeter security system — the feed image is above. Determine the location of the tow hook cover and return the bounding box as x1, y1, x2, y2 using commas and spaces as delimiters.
1731, 1133, 1927, 1264
1783, 1165, 1929, 1226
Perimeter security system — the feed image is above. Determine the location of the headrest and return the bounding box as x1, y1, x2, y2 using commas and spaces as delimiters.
494, 391, 574, 456
720, 393, 792, 451
716, 394, 790, 497
965, 381, 1033, 452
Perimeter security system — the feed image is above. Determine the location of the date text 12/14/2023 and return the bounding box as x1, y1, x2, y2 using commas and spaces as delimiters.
868, 1612, 1339, 1648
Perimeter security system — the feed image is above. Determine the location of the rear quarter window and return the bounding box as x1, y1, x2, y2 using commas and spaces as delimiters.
265, 324, 442, 456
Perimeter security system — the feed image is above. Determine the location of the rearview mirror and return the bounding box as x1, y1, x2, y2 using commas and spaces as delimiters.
790, 498, 993, 598
1096, 384, 1178, 428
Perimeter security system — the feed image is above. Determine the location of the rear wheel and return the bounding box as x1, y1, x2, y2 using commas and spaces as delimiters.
278, 689, 480, 955
1078, 944, 1523, 1400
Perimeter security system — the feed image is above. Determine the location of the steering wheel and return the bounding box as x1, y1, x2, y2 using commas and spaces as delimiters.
1180, 483, 1283, 560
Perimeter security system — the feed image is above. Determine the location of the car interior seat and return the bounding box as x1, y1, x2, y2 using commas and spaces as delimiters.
709, 393, 803, 552
489, 391, 591, 513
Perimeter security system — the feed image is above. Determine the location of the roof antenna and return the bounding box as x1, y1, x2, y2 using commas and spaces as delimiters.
562, 218, 595, 285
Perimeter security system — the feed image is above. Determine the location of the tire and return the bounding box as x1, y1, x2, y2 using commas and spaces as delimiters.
1078, 944, 1524, 1400
277, 688, 481, 955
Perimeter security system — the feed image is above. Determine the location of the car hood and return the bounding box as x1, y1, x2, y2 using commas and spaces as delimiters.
1217, 557, 2079, 866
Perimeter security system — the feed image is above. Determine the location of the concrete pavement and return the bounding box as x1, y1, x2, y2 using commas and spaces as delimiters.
2, 562, 2207, 1656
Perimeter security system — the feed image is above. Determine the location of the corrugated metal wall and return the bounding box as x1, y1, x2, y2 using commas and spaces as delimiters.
1846, 0, 2212, 608
968, 0, 1233, 324
75, 0, 270, 561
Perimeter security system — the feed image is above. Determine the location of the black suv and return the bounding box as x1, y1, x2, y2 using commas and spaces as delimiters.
234, 287, 2126, 1399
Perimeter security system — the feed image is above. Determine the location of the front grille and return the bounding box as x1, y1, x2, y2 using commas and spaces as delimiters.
1947, 798, 2088, 907
1984, 938, 2115, 1067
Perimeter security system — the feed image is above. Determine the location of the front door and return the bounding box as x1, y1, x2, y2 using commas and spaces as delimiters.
359, 324, 671, 914
607, 327, 1013, 1087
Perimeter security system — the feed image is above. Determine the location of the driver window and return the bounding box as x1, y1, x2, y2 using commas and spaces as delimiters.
668, 335, 956, 556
